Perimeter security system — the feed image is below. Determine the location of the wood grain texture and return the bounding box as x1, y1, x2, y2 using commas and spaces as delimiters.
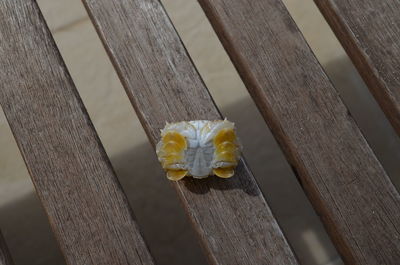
314, 0, 400, 136
0, 1, 154, 264
197, 0, 400, 264
82, 0, 298, 264
0, 232, 13, 265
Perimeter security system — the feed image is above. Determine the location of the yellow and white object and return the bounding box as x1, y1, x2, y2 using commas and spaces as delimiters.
156, 119, 241, 181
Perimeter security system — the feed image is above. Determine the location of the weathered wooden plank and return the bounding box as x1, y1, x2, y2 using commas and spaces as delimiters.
0, 1, 154, 264
0, 232, 13, 265
314, 0, 400, 136
197, 0, 400, 264
82, 0, 298, 264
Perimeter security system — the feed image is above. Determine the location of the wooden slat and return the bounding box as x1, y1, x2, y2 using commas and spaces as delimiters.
314, 0, 400, 136
0, 232, 13, 265
197, 0, 400, 264
0, 1, 154, 264
82, 0, 298, 264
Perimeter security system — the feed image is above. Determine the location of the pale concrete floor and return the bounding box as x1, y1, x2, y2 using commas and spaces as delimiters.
1, 0, 399, 265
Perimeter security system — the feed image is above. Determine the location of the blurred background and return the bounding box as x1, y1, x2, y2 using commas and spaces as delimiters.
1, 0, 399, 264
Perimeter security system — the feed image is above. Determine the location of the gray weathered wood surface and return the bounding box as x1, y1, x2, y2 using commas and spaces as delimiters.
0, 232, 13, 265
0, 1, 154, 264
82, 0, 299, 264
197, 0, 400, 264
314, 0, 400, 135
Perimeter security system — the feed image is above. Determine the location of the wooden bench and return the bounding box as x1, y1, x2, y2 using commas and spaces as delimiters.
0, 0, 399, 264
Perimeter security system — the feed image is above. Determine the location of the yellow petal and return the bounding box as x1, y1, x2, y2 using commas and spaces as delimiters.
216, 141, 237, 153
161, 152, 183, 167
214, 128, 236, 146
213, 168, 235, 178
163, 141, 185, 153
162, 132, 187, 149
215, 150, 237, 163
167, 170, 188, 181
